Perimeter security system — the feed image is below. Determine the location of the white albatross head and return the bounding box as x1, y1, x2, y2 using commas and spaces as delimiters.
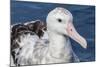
46, 7, 87, 49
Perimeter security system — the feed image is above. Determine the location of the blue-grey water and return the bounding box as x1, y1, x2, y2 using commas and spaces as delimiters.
11, 1, 95, 62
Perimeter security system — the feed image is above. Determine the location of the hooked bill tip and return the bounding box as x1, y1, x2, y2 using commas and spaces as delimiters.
82, 39, 87, 49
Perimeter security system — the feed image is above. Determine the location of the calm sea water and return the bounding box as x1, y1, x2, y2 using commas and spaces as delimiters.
11, 1, 95, 62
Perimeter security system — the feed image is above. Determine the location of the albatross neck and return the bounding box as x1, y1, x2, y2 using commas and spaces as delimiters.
47, 30, 72, 58
48, 31, 67, 48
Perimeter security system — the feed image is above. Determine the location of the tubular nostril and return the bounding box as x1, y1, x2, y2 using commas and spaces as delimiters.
71, 29, 72, 31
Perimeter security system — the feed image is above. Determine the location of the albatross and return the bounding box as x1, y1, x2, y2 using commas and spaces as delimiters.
11, 7, 87, 66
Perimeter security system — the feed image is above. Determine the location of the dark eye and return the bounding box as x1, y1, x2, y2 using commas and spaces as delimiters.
57, 18, 62, 23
